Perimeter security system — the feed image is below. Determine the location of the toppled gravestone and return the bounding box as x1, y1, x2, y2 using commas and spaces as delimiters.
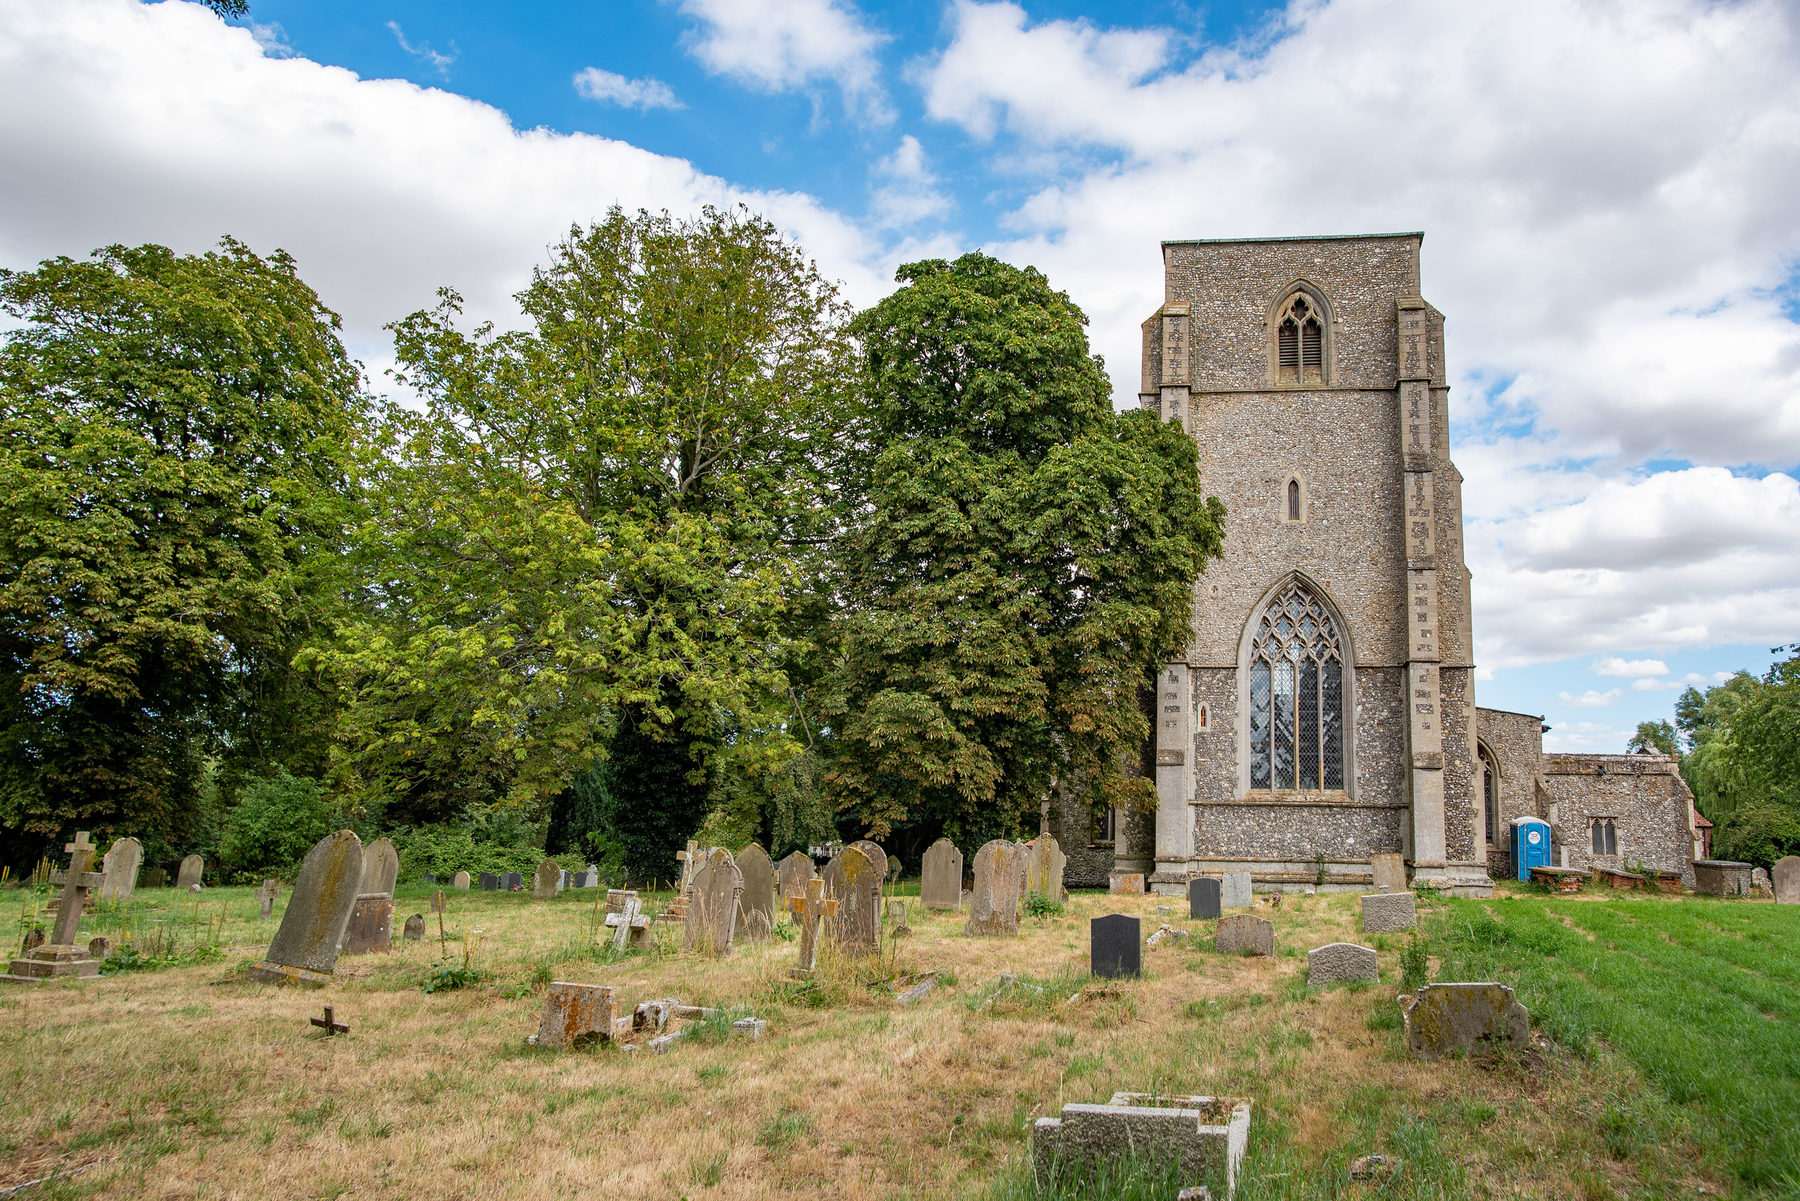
1307, 942, 1378, 987
1033, 1094, 1250, 1196
1214, 914, 1273, 957
1360, 891, 1417, 933
527, 982, 766, 1054
1399, 982, 1530, 1060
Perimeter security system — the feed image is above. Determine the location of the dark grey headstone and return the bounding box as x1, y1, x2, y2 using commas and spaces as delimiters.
479, 872, 500, 891
502, 872, 523, 890
1090, 914, 1141, 979
1188, 877, 1220, 920
423, 873, 437, 886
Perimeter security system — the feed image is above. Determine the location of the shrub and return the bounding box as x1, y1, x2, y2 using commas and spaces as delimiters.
216, 768, 337, 876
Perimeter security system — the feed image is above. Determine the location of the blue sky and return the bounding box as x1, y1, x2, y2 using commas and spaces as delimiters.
2, 0, 1798, 752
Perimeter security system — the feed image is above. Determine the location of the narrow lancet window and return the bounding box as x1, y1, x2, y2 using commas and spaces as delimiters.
1249, 580, 1345, 790
1287, 478, 1301, 521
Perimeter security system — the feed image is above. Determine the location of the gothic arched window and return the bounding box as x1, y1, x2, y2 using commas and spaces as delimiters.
1479, 745, 1499, 845
1248, 580, 1345, 790
1276, 294, 1325, 385
1287, 478, 1301, 521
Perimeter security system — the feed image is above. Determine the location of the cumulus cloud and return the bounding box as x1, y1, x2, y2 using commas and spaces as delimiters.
1594, 657, 1668, 677
573, 67, 684, 112
1559, 689, 1623, 707
870, 135, 952, 227
677, 0, 890, 122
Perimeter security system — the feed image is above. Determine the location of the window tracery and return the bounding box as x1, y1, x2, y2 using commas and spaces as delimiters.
1276, 293, 1325, 384
1248, 580, 1345, 790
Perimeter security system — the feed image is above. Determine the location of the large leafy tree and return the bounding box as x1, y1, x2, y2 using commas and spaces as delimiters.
826, 252, 1225, 844
0, 240, 364, 865
310, 207, 853, 879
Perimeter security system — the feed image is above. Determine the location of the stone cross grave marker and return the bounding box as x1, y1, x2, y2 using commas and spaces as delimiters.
777, 851, 815, 904
1361, 892, 1417, 933
787, 877, 838, 976
176, 854, 204, 890
1215, 914, 1274, 957
359, 838, 399, 896
257, 878, 281, 919
921, 838, 963, 911
676, 840, 701, 896
1189, 877, 1221, 920
1220, 871, 1252, 908
533, 859, 562, 899
684, 848, 744, 957
965, 840, 1026, 937
823, 845, 881, 953
248, 829, 364, 985
99, 837, 143, 903
1307, 942, 1378, 987
1773, 856, 1800, 905
453, 871, 471, 890
5, 833, 105, 982
1370, 853, 1407, 894
735, 842, 778, 932
1090, 914, 1141, 979
1025, 835, 1066, 902
850, 841, 889, 891
606, 891, 648, 951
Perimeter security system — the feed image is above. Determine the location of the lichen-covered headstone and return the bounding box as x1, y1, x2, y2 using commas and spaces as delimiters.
823, 845, 881, 952
965, 840, 1026, 937
248, 830, 363, 985
1361, 892, 1417, 933
342, 894, 395, 954
1307, 942, 1378, 986
1215, 914, 1273, 957
1399, 982, 1530, 1060
921, 838, 963, 911
684, 848, 744, 957
1370, 853, 1407, 894
1773, 856, 1800, 905
100, 837, 143, 902
850, 840, 889, 889
777, 851, 815, 903
531, 982, 626, 1049
176, 854, 204, 890
735, 843, 778, 930
1025, 835, 1066, 902
533, 859, 563, 899
402, 913, 425, 940
359, 838, 399, 896
1108, 871, 1145, 895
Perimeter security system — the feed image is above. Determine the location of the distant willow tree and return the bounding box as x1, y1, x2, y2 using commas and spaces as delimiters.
824, 252, 1226, 845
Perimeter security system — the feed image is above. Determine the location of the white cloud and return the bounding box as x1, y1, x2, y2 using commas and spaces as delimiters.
0, 0, 890, 380
870, 135, 951, 227
1631, 670, 1732, 692
677, 0, 890, 123
386, 20, 456, 78
573, 67, 684, 112
1594, 657, 1667, 677
1558, 689, 1623, 707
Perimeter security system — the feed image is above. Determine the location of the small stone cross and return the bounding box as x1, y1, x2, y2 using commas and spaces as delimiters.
310, 1006, 349, 1036
606, 892, 645, 952
47, 832, 103, 948
787, 877, 838, 975
675, 840, 699, 896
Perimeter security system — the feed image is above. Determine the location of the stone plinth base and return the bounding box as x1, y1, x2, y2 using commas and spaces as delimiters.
3, 944, 100, 983
246, 960, 334, 986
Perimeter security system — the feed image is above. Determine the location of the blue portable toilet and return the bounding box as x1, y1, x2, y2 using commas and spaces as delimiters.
1511, 817, 1552, 881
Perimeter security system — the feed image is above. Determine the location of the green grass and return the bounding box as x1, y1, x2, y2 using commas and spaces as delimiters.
1432, 895, 1800, 1193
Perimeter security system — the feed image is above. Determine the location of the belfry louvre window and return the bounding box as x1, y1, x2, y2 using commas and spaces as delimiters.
1277, 295, 1324, 385
1249, 580, 1345, 790
1590, 818, 1617, 856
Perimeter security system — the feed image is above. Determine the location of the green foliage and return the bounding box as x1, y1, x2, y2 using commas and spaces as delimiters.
1675, 670, 1763, 819
1022, 891, 1063, 917
1627, 719, 1676, 755
1712, 795, 1800, 867
1667, 648, 1800, 866
388, 823, 547, 881
0, 239, 363, 866
420, 962, 484, 994
216, 768, 337, 876
827, 252, 1226, 841
1399, 933, 1430, 992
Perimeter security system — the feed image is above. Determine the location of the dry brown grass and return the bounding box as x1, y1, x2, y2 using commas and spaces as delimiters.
0, 883, 1731, 1200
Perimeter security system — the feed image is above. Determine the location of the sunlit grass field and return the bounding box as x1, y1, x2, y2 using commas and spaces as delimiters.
1, 876, 1794, 1199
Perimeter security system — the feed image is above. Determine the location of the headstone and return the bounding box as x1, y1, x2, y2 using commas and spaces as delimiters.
429, 889, 446, 914
141, 867, 167, 888
1215, 914, 1274, 957
342, 894, 396, 954
1090, 914, 1142, 979
88, 936, 110, 960
402, 913, 425, 940
1032, 1094, 1251, 1196
531, 982, 629, 1050
965, 840, 1027, 937
423, 872, 437, 886
21, 928, 44, 953
3, 832, 104, 982
1360, 892, 1417, 933
684, 848, 744, 957
1399, 982, 1530, 1060
1025, 835, 1067, 901
675, 839, 701, 896
778, 851, 816, 903
1189, 877, 1221, 920
256, 878, 280, 919
247, 830, 364, 985
479, 872, 499, 891
99, 837, 143, 902
1220, 871, 1252, 908
921, 838, 964, 911
1307, 942, 1379, 987
787, 877, 838, 975
885, 898, 912, 938
453, 871, 471, 890
176, 854, 204, 890
1750, 867, 1771, 895
735, 843, 779, 931
1773, 856, 1800, 905
1370, 853, 1407, 895
533, 859, 562, 899
822, 845, 881, 952
502, 871, 523, 891
887, 856, 903, 883
1108, 871, 1145, 895
850, 840, 889, 889
359, 838, 399, 896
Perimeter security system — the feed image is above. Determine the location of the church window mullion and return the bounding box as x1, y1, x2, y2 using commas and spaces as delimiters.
1248, 579, 1346, 794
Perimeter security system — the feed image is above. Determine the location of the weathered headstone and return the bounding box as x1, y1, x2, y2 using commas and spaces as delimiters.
453, 871, 471, 890
256, 878, 281, 919
684, 848, 744, 957
1773, 856, 1800, 905
921, 838, 964, 911
965, 840, 1027, 937
1215, 914, 1274, 957
342, 894, 396, 954
778, 850, 816, 903
1025, 835, 1067, 902
423, 872, 437, 886
1033, 1094, 1251, 1195
479, 872, 499, 891
1108, 871, 1145, 895
531, 982, 630, 1049
1189, 877, 1221, 920
1370, 853, 1407, 895
1361, 892, 1417, 933
735, 843, 779, 931
885, 899, 911, 937
1220, 871, 1252, 908
176, 854, 204, 890
850, 840, 889, 889
605, 891, 648, 950
502, 871, 524, 891
248, 830, 364, 985
823, 845, 881, 952
787, 877, 838, 976
887, 855, 904, 883
1399, 982, 1530, 1060
533, 858, 562, 900
1750, 867, 1772, 895
99, 837, 143, 902
141, 867, 167, 888
402, 913, 425, 941
1307, 942, 1379, 987
359, 838, 399, 896
1090, 914, 1142, 979
429, 889, 446, 914
88, 936, 110, 960
3, 832, 104, 983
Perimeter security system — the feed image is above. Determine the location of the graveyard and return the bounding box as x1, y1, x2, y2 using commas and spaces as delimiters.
4, 849, 1798, 1200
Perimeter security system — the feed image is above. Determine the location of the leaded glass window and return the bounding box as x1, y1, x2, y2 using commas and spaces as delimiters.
1249, 580, 1345, 790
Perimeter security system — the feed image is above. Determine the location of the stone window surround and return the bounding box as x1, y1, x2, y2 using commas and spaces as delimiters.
1264, 279, 1340, 389
1283, 473, 1309, 524
1477, 740, 1501, 852
1233, 570, 1359, 800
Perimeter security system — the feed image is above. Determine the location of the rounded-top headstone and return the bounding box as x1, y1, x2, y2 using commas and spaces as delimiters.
777, 850, 816, 901
452, 870, 471, 889
1307, 942, 1378, 987
402, 913, 425, 940
1773, 856, 1800, 905
533, 858, 563, 899
735, 843, 779, 928
100, 837, 144, 902
921, 838, 964, 911
850, 840, 889, 888
360, 838, 400, 896
822, 845, 881, 952
176, 854, 205, 890
1189, 876, 1221, 920
685, 848, 745, 956
254, 830, 364, 979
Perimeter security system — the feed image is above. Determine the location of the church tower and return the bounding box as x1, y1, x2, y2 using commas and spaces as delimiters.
1139, 233, 1492, 895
